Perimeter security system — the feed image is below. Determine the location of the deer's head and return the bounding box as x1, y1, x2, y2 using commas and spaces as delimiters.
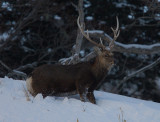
77, 17, 120, 70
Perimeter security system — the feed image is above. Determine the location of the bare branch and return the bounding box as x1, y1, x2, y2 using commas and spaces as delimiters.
71, 2, 78, 10
113, 42, 160, 54
81, 51, 96, 62
112, 57, 160, 93
15, 62, 38, 71
77, 17, 102, 48
0, 60, 13, 72
60, 0, 85, 65
75, 0, 84, 55
0, 0, 43, 52
0, 60, 27, 79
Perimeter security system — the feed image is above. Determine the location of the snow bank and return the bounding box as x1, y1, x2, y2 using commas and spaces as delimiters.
0, 77, 160, 122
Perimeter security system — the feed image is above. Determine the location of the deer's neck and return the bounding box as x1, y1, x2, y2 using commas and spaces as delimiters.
92, 58, 108, 81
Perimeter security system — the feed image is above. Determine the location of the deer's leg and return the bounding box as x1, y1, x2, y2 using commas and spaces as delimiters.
87, 82, 98, 104
76, 81, 86, 102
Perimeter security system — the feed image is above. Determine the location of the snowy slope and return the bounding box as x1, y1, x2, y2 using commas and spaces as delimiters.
0, 77, 160, 122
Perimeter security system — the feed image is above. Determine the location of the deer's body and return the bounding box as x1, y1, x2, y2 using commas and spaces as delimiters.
26, 17, 119, 104
27, 53, 114, 104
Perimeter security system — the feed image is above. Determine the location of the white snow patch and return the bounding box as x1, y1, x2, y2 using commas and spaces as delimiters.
99, 21, 106, 25
0, 33, 9, 41
115, 42, 160, 50
0, 77, 160, 122
128, 15, 135, 19
113, 2, 136, 9
143, 6, 148, 13
54, 15, 61, 20
2, 2, 12, 11
48, 48, 52, 53
80, 50, 85, 57
2, 2, 9, 8
86, 16, 93, 21
86, 30, 104, 34
155, 14, 160, 20
84, 0, 91, 8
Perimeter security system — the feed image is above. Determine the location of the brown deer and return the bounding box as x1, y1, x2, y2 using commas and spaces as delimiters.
26, 17, 120, 104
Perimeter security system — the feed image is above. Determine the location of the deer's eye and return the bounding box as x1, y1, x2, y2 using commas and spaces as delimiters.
100, 48, 103, 51
105, 54, 109, 57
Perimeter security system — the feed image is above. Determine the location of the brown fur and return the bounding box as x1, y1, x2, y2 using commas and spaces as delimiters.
26, 49, 114, 104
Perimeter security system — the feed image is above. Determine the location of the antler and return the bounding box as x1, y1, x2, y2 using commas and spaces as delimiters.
77, 17, 106, 50
109, 16, 120, 50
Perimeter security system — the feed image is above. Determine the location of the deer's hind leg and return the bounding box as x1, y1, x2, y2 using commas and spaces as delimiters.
76, 81, 86, 102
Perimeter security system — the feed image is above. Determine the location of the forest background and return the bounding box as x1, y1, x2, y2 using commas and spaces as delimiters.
0, 0, 160, 102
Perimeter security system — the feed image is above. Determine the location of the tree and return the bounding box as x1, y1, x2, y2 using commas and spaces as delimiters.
0, 0, 160, 102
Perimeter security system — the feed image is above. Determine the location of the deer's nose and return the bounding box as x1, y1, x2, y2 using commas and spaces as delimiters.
110, 60, 114, 65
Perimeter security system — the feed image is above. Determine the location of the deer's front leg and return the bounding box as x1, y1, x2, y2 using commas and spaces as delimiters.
87, 82, 98, 104
87, 92, 96, 104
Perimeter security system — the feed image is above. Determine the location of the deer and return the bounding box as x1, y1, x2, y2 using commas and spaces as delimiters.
26, 17, 120, 104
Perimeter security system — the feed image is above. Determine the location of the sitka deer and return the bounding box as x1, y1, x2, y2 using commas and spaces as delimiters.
26, 17, 120, 104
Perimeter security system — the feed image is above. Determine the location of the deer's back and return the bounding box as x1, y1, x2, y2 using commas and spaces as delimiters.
28, 62, 93, 96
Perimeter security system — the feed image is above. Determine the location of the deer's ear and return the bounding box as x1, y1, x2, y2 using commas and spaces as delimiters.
93, 47, 101, 55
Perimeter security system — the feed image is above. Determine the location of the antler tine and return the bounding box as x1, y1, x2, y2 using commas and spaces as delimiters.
77, 17, 104, 49
86, 29, 89, 37
109, 16, 120, 49
100, 37, 104, 45
116, 16, 119, 32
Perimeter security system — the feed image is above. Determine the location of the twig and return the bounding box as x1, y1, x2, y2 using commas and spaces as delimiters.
112, 57, 160, 93
15, 62, 37, 71
71, 2, 78, 10
0, 60, 27, 79
0, 60, 13, 72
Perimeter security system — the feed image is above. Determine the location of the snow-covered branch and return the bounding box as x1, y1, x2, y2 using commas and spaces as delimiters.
87, 30, 160, 54
113, 42, 160, 54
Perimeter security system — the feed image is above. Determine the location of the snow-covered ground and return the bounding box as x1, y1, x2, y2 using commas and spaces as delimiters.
0, 77, 160, 122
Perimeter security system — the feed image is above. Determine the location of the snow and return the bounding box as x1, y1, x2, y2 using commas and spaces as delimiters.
143, 6, 148, 13
128, 15, 134, 19
99, 21, 106, 25
86, 30, 104, 34
84, 0, 91, 8
0, 33, 9, 41
54, 15, 61, 20
1, 2, 12, 11
155, 14, 160, 20
115, 42, 160, 50
0, 77, 160, 122
113, 2, 136, 9
86, 16, 93, 21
